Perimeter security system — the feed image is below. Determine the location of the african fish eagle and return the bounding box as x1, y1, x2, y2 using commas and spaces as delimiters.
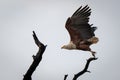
61, 5, 99, 57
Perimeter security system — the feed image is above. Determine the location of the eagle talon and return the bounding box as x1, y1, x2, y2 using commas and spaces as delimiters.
90, 51, 96, 57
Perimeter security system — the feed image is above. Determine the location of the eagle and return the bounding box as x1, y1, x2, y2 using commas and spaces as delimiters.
61, 5, 99, 57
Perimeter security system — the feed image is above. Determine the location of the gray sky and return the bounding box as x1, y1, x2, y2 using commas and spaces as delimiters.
0, 0, 120, 80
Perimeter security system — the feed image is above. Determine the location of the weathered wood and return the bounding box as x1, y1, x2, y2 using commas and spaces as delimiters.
23, 31, 47, 80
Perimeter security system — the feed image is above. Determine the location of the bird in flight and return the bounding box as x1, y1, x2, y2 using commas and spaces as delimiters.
61, 5, 99, 57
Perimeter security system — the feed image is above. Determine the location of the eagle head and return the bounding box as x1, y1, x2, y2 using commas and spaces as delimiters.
61, 45, 68, 49
61, 41, 76, 50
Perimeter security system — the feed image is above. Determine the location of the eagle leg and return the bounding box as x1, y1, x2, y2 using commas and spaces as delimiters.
90, 51, 96, 57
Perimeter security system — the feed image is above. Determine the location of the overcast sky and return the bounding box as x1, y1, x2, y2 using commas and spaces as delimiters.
0, 0, 120, 80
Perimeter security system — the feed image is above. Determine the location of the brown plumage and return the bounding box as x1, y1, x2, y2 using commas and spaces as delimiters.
61, 5, 99, 57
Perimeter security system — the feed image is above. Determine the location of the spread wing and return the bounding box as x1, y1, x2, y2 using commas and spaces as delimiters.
65, 5, 96, 43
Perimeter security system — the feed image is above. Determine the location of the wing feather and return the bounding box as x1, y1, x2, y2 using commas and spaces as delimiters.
65, 5, 97, 44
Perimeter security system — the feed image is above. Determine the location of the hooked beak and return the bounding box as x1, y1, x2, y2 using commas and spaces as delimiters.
61, 46, 64, 49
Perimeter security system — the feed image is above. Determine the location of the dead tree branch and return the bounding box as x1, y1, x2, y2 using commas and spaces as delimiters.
72, 57, 98, 80
23, 31, 47, 80
64, 74, 68, 80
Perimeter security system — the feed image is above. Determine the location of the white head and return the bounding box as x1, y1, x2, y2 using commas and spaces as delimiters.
61, 45, 69, 49
61, 42, 76, 50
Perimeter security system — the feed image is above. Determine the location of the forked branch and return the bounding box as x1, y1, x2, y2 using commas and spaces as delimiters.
72, 57, 98, 80
64, 57, 97, 80
23, 31, 47, 80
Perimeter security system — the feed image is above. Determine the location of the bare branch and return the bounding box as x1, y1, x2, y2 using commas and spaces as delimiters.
23, 31, 47, 80
72, 57, 98, 80
64, 74, 68, 80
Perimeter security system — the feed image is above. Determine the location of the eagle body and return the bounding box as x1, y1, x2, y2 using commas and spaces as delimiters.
61, 5, 99, 57
62, 36, 98, 50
